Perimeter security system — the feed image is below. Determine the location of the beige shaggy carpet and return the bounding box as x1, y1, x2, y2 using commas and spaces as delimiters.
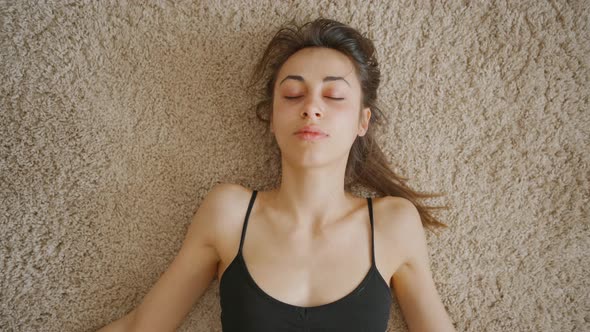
1, 1, 588, 331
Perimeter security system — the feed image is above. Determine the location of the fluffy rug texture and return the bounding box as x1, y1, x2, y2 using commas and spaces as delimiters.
1, 1, 588, 331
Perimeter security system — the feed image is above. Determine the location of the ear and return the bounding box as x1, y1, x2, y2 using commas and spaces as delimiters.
358, 107, 371, 136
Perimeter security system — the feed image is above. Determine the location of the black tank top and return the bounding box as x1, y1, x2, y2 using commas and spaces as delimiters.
219, 190, 392, 331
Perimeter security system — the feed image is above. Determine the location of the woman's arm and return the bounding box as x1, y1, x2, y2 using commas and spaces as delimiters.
95, 184, 234, 332
387, 198, 457, 332
96, 309, 136, 332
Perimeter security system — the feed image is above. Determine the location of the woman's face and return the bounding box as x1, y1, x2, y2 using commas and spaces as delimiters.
271, 47, 371, 168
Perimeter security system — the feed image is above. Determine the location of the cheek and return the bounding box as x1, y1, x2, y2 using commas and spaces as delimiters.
331, 104, 359, 120
333, 110, 363, 136
272, 100, 301, 123
270, 107, 291, 132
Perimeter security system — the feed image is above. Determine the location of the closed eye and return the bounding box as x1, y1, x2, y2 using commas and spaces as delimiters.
284, 96, 344, 100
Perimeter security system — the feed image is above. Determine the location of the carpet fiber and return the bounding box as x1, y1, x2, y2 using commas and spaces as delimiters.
1, 1, 588, 331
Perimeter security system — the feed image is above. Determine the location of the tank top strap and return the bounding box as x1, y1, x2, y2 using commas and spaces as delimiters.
367, 197, 376, 267
239, 189, 258, 253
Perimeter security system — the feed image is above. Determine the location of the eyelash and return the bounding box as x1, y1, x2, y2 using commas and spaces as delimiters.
284, 96, 344, 100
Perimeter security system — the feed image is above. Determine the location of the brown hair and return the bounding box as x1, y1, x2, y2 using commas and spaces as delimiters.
248, 17, 450, 234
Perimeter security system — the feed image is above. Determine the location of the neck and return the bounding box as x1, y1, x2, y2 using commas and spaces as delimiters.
268, 156, 355, 229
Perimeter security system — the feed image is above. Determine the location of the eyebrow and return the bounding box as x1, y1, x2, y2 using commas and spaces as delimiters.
278, 75, 351, 87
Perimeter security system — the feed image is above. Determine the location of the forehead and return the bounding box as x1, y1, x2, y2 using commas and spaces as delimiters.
277, 47, 357, 85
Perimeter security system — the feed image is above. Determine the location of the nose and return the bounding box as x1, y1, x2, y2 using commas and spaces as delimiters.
300, 96, 323, 119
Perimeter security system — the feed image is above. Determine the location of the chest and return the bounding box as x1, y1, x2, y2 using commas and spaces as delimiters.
218, 205, 403, 308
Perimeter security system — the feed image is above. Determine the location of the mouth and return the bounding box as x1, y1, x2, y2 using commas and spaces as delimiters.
294, 125, 328, 136
294, 132, 328, 141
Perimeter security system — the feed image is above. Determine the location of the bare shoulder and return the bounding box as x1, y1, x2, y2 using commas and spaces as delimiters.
200, 182, 253, 229
373, 196, 425, 270
197, 183, 254, 249
375, 196, 456, 331
374, 195, 422, 234
203, 183, 252, 212
120, 183, 254, 332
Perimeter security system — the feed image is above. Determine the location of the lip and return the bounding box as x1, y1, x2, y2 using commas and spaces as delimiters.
295, 132, 328, 141
294, 125, 328, 136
